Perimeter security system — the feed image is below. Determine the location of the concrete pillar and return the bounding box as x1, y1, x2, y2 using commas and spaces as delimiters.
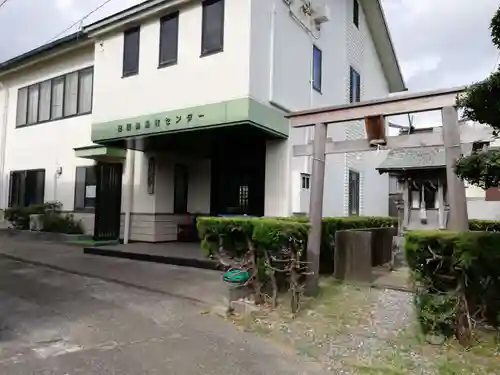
441, 106, 469, 231
306, 123, 327, 296
437, 180, 445, 229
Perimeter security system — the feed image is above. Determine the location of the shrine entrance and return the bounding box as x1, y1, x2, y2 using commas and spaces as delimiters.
287, 86, 494, 295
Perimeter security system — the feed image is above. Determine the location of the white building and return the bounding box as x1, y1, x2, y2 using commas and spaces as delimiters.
0, 0, 405, 242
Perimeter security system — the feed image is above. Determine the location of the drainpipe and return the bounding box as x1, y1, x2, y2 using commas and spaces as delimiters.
123, 149, 135, 244
268, 2, 276, 103
0, 82, 9, 211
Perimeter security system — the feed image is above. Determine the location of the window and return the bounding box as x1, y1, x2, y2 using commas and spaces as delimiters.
8, 169, 45, 207
38, 80, 51, 122
312, 45, 322, 92
174, 164, 189, 214
301, 173, 311, 189
27, 84, 39, 124
201, 0, 224, 56
74, 166, 97, 211
78, 67, 94, 114
51, 77, 64, 120
239, 185, 249, 212
16, 87, 28, 126
353, 0, 359, 28
64, 71, 78, 116
348, 170, 360, 216
159, 12, 179, 67
349, 66, 361, 103
123, 27, 140, 77
15, 67, 93, 127
410, 181, 437, 209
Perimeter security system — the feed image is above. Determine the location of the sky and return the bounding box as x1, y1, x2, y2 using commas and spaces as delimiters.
0, 0, 498, 126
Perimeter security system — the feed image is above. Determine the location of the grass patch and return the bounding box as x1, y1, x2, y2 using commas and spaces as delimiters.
225, 277, 500, 374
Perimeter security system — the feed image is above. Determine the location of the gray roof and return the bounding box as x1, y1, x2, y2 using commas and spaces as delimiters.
377, 146, 446, 173
0, 32, 88, 76
377, 144, 499, 173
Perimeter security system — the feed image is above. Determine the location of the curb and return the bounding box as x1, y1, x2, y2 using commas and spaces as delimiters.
83, 246, 220, 271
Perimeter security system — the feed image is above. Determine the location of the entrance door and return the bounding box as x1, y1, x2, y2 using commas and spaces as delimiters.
210, 137, 265, 216
93, 163, 123, 241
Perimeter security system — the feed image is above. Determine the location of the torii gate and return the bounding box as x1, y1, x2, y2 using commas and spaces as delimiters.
286, 86, 494, 295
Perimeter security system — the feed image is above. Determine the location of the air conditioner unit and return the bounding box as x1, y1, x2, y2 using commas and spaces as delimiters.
313, 4, 330, 24
29, 214, 43, 232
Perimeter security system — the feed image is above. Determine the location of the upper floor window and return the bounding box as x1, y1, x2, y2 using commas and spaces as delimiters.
349, 66, 361, 103
201, 0, 224, 56
159, 12, 179, 67
16, 67, 94, 127
123, 27, 140, 77
312, 45, 322, 93
348, 169, 360, 216
353, 0, 359, 28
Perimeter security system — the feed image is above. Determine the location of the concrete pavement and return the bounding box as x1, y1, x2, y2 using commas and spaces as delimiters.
0, 238, 324, 374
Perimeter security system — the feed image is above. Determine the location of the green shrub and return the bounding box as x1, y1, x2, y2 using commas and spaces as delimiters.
197, 217, 309, 261
4, 202, 62, 230
405, 230, 500, 341
469, 219, 500, 231
41, 212, 84, 234
4, 202, 83, 234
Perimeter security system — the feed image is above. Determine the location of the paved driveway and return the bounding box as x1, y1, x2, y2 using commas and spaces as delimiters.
0, 241, 323, 374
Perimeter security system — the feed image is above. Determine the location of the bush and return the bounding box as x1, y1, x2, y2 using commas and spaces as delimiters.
4, 202, 83, 234
4, 202, 62, 230
41, 212, 84, 234
198, 217, 309, 307
469, 219, 500, 232
405, 230, 500, 344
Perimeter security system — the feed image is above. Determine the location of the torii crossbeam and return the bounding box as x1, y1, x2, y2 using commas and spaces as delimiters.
286, 86, 492, 295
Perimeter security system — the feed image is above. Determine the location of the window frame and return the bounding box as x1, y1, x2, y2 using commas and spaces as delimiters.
74, 166, 97, 212
301, 173, 311, 190
158, 11, 180, 68
27, 83, 40, 125
77, 67, 94, 115
201, 0, 225, 57
122, 26, 141, 77
16, 87, 28, 126
348, 169, 360, 216
15, 66, 94, 128
312, 45, 322, 93
8, 168, 46, 208
353, 0, 359, 28
349, 66, 361, 103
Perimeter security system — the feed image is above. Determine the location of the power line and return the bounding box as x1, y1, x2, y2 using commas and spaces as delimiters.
0, 0, 13, 10
46, 0, 116, 43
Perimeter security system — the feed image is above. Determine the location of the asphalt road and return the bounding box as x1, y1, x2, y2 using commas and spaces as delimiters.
0, 256, 323, 374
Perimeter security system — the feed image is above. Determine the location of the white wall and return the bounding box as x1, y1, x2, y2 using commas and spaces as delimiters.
250, 0, 392, 217
92, 0, 252, 124
344, 0, 391, 217
0, 47, 96, 211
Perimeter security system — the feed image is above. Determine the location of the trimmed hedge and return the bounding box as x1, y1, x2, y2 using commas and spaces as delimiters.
198, 216, 398, 275
405, 230, 500, 344
198, 217, 309, 260
4, 202, 84, 234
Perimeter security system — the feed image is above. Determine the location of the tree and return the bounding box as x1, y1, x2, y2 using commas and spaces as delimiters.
455, 6, 500, 187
